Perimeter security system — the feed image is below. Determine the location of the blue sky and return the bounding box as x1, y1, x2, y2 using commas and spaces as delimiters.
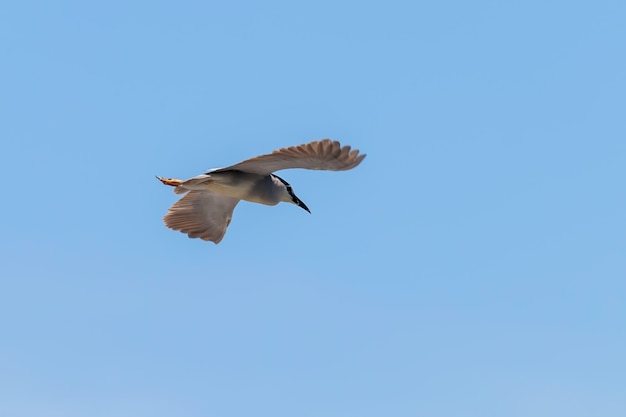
1, 1, 625, 416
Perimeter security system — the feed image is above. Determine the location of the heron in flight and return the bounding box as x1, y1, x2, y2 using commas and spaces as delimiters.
157, 139, 366, 244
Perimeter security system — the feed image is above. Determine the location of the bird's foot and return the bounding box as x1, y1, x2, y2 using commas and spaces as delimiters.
156, 176, 183, 187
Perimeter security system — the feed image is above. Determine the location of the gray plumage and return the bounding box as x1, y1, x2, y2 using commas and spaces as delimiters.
158, 139, 366, 244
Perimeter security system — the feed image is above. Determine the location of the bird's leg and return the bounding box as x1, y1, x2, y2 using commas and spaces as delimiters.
156, 176, 184, 187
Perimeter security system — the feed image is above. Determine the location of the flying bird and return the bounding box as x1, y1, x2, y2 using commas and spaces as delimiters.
157, 139, 366, 244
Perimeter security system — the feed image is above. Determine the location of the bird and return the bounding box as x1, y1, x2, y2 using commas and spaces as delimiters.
157, 139, 366, 244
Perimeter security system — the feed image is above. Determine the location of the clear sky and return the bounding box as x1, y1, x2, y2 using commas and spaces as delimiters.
1, 1, 625, 416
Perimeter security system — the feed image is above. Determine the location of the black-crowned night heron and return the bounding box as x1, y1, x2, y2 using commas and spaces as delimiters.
157, 139, 366, 244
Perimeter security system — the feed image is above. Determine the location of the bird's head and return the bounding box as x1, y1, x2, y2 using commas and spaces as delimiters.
271, 174, 311, 213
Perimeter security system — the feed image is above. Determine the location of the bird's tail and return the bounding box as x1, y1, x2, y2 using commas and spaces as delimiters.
156, 176, 189, 194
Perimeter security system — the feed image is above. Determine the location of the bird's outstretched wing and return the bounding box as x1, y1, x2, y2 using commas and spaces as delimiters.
163, 191, 240, 244
211, 139, 366, 175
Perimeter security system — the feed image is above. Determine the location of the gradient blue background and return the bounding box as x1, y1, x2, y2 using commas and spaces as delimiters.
1, 1, 625, 416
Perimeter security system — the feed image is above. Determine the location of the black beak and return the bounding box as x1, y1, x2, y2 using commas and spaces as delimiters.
294, 197, 311, 213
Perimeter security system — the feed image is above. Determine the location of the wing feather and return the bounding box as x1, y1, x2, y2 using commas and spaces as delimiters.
211, 139, 366, 175
163, 191, 240, 244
